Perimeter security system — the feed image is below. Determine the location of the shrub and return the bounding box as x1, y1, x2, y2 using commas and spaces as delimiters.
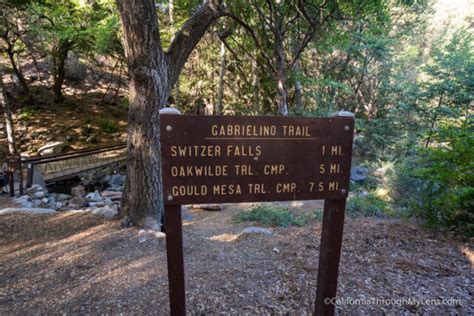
233, 206, 323, 228
18, 107, 38, 121
347, 192, 392, 217
100, 120, 119, 133
393, 120, 473, 236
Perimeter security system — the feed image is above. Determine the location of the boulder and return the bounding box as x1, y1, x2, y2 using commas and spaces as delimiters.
34, 191, 46, 198
56, 193, 71, 202
99, 174, 111, 184
12, 195, 33, 208
350, 166, 369, 182
26, 184, 45, 194
240, 227, 273, 236
38, 140, 68, 156
68, 197, 86, 209
108, 174, 125, 186
71, 185, 85, 198
91, 205, 118, 219
86, 191, 103, 202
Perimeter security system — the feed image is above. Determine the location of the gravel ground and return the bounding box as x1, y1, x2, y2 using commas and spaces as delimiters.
1, 201, 473, 314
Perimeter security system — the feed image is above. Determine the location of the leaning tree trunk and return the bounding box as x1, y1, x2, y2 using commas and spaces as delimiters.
53, 40, 72, 103
6, 43, 29, 95
116, 0, 226, 228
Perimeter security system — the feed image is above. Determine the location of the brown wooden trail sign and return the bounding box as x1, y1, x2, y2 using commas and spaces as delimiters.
160, 113, 354, 315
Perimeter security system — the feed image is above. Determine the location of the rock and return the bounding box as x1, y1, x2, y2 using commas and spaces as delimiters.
350, 166, 368, 182
151, 231, 166, 239
41, 197, 49, 204
56, 193, 71, 201
27, 184, 45, 194
240, 227, 273, 236
86, 191, 102, 202
88, 202, 106, 207
68, 197, 86, 209
99, 175, 111, 184
138, 229, 166, 239
91, 205, 117, 219
121, 216, 134, 228
71, 185, 85, 198
104, 198, 113, 205
102, 191, 122, 200
358, 191, 369, 197
0, 207, 56, 215
159, 107, 181, 115
109, 174, 126, 186
12, 195, 33, 208
86, 134, 98, 144
34, 191, 46, 198
38, 140, 68, 156
190, 204, 222, 211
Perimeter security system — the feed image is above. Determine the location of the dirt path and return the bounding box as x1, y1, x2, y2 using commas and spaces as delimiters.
1, 202, 473, 314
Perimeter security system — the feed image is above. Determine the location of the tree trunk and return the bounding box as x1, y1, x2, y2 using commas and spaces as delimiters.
425, 93, 444, 148
276, 50, 289, 115
215, 41, 226, 115
275, 11, 288, 116
0, 72, 18, 155
169, 0, 180, 106
116, 0, 226, 228
6, 43, 29, 95
252, 57, 260, 114
116, 0, 169, 229
53, 40, 71, 103
293, 57, 303, 115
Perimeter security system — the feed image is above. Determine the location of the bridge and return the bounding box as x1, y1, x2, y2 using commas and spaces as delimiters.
22, 143, 127, 188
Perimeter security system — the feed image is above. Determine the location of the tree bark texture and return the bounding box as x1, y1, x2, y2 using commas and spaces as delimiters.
275, 20, 289, 116
216, 40, 226, 115
53, 40, 72, 103
116, 0, 226, 228
0, 72, 18, 155
6, 44, 29, 94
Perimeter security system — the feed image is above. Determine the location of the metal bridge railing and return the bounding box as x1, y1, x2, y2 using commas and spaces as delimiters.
22, 143, 127, 187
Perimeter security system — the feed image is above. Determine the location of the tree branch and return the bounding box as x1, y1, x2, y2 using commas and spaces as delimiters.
224, 12, 277, 74
167, 0, 227, 86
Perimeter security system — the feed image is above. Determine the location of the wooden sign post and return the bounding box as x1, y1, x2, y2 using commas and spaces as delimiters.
160, 113, 354, 315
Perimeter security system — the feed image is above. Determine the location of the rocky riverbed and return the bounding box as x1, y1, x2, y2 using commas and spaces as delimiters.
8, 168, 126, 220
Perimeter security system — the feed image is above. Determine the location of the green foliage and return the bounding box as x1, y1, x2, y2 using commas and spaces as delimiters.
233, 205, 322, 228
393, 120, 474, 236
18, 107, 38, 121
100, 120, 119, 133
347, 192, 392, 217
